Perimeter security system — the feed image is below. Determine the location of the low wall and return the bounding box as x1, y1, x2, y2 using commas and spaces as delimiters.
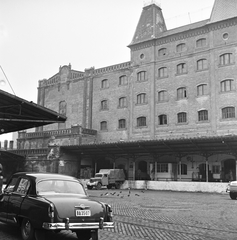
80, 179, 228, 194
121, 180, 228, 194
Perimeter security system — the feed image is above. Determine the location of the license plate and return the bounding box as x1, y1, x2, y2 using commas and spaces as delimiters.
75, 210, 91, 217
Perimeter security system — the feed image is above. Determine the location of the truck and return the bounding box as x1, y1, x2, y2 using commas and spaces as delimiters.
86, 169, 125, 190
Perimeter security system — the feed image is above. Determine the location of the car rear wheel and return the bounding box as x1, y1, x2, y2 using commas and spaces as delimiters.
76, 230, 91, 240
115, 182, 121, 189
230, 192, 237, 200
21, 218, 35, 240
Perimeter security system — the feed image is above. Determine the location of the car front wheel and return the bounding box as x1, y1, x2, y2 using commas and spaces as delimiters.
230, 192, 237, 200
21, 218, 35, 240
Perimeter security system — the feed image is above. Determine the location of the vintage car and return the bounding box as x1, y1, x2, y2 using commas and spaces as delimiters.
227, 180, 237, 199
0, 172, 114, 240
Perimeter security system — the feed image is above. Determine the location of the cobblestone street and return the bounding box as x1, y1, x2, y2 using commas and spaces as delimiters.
1, 189, 237, 240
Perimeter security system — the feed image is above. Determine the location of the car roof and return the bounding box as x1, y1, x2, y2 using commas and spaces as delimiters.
12, 172, 78, 182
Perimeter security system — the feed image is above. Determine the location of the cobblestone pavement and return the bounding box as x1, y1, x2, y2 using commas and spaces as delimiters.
1, 189, 237, 240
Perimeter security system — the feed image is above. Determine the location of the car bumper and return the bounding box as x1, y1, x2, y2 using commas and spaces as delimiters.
42, 221, 114, 230
87, 182, 97, 187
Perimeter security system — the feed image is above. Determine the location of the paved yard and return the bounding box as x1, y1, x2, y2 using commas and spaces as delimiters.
0, 189, 237, 240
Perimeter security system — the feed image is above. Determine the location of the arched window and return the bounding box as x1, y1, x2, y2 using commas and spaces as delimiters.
100, 121, 107, 130
119, 75, 128, 85
137, 93, 147, 104
158, 114, 167, 125
196, 38, 207, 48
222, 107, 235, 119
197, 59, 208, 71
118, 119, 126, 129
221, 79, 234, 92
198, 110, 208, 121
177, 87, 187, 100
101, 79, 109, 89
177, 63, 187, 74
158, 90, 168, 102
101, 100, 108, 110
137, 117, 146, 127
158, 67, 168, 78
197, 84, 207, 96
137, 71, 147, 82
220, 53, 234, 66
118, 97, 127, 108
177, 112, 187, 123
176, 43, 186, 52
158, 48, 167, 56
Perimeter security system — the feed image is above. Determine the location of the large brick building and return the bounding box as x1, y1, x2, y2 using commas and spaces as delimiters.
13, 0, 237, 182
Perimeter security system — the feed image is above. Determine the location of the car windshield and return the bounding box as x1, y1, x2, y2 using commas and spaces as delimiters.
95, 174, 103, 177
37, 180, 86, 195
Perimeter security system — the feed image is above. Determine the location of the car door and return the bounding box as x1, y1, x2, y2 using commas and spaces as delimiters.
6, 177, 31, 224
0, 176, 19, 223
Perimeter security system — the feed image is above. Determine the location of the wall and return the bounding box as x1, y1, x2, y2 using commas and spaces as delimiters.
120, 180, 228, 194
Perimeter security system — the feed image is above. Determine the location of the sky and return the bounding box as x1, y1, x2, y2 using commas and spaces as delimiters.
0, 0, 215, 142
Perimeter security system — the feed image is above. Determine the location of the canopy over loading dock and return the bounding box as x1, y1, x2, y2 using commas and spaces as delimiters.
0, 89, 67, 134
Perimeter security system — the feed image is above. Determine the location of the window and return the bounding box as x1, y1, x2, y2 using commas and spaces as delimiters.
177, 87, 187, 100
221, 79, 234, 92
198, 110, 208, 121
137, 117, 146, 127
222, 107, 235, 119
212, 165, 220, 174
158, 90, 168, 102
220, 53, 234, 66
176, 43, 186, 53
178, 164, 187, 175
118, 97, 127, 108
158, 48, 167, 56
137, 93, 147, 104
177, 112, 187, 123
101, 79, 109, 89
59, 101, 67, 116
197, 84, 208, 96
137, 71, 147, 82
119, 75, 128, 85
158, 67, 168, 78
101, 100, 108, 110
196, 38, 207, 48
118, 119, 126, 129
157, 163, 168, 173
197, 59, 208, 71
177, 63, 187, 74
158, 114, 167, 125
100, 121, 107, 130
16, 178, 30, 195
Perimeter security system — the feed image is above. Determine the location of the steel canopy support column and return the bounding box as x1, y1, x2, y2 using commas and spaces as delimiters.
133, 161, 136, 180
206, 156, 209, 182
179, 156, 182, 181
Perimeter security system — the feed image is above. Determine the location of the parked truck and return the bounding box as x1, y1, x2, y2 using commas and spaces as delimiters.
86, 169, 125, 190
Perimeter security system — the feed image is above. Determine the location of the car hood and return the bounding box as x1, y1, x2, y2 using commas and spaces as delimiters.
43, 194, 106, 222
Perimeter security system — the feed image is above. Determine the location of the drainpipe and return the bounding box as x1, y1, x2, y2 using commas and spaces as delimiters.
94, 161, 97, 174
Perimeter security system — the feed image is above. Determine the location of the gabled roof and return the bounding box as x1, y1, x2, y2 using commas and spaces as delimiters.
209, 0, 237, 23
0, 89, 67, 134
129, 3, 167, 46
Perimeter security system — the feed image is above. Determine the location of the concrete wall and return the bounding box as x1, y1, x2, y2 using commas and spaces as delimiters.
80, 179, 228, 194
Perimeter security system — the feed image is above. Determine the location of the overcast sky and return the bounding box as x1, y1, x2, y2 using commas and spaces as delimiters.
0, 0, 215, 142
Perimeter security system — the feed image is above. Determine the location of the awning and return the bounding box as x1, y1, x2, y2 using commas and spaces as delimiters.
61, 135, 237, 158
0, 89, 67, 134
